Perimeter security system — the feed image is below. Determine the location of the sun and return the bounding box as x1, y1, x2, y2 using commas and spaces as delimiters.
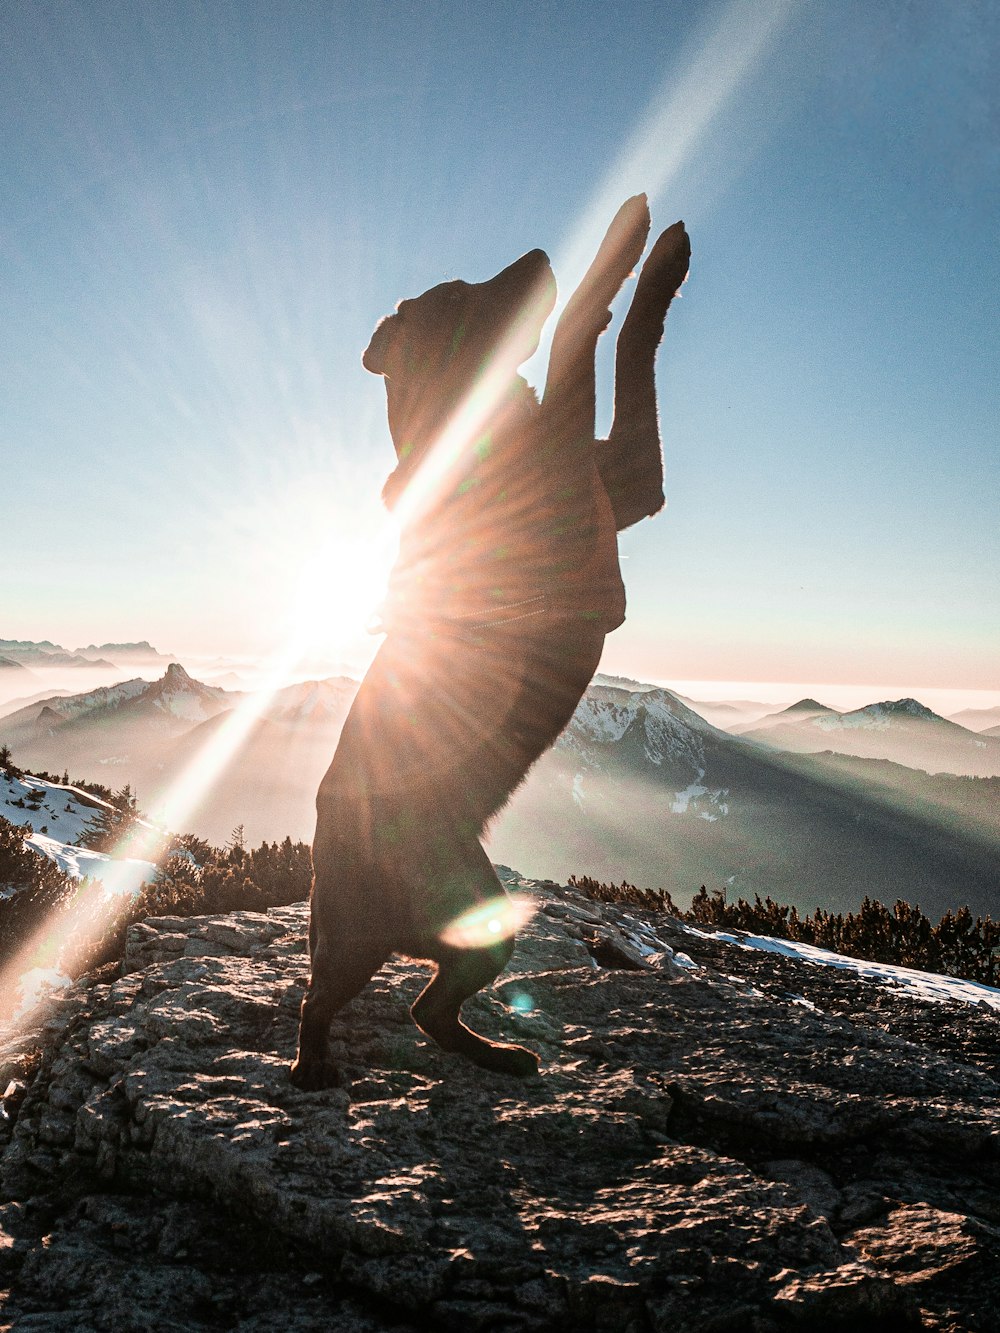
216, 462, 399, 673
287, 524, 398, 665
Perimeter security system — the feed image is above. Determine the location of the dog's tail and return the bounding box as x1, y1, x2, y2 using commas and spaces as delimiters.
601, 221, 691, 531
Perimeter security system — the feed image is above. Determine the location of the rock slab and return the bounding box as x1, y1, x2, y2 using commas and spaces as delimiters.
1, 877, 999, 1331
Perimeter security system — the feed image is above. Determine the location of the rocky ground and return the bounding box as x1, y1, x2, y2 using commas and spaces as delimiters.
1, 872, 999, 1331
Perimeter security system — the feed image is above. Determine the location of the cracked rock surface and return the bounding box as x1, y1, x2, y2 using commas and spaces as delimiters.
1, 874, 998, 1331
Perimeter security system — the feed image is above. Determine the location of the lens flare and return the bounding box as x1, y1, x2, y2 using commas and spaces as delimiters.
507, 988, 535, 1014
439, 893, 537, 949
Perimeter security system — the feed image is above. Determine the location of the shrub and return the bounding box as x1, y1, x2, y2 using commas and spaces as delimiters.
570, 874, 1000, 987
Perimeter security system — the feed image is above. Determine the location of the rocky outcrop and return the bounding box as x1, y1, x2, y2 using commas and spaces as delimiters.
1, 874, 999, 1331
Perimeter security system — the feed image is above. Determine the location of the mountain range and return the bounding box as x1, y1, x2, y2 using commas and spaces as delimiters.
488, 684, 1000, 918
2, 663, 997, 920
729, 696, 1000, 777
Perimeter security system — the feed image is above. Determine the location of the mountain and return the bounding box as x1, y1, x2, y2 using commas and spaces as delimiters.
3, 670, 998, 919
72, 640, 176, 666
0, 687, 72, 722
734, 696, 1000, 777
2, 663, 228, 735
672, 692, 780, 730
771, 696, 836, 719
486, 685, 1000, 918
726, 696, 837, 733
2, 880, 998, 1330
0, 657, 32, 677
0, 666, 234, 800
152, 675, 360, 840
950, 705, 1000, 732
0, 668, 359, 846
0, 678, 150, 737
0, 639, 113, 669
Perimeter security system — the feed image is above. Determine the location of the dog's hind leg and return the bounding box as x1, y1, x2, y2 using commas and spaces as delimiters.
409, 844, 539, 1077
411, 937, 539, 1077
290, 932, 389, 1090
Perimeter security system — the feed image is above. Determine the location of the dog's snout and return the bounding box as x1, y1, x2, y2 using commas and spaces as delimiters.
486, 248, 553, 293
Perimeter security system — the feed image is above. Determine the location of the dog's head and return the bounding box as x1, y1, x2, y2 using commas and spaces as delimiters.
363, 249, 557, 484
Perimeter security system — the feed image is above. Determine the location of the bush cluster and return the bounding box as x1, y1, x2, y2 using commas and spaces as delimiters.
568, 874, 1000, 988
0, 814, 312, 993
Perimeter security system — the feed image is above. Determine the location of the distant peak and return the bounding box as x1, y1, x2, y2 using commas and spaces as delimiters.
857, 698, 936, 720
781, 698, 833, 715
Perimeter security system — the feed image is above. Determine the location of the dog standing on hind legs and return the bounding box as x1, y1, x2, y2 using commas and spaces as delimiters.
290, 196, 690, 1090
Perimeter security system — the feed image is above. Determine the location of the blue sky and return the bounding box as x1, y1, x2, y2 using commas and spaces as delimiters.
2, 0, 997, 697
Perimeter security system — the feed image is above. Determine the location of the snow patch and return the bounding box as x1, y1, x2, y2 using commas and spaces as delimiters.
672, 773, 707, 814
687, 924, 1000, 1013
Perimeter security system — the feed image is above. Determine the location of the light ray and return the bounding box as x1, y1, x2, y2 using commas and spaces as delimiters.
552, 0, 797, 295
0, 621, 323, 1019
1, 0, 797, 1028
392, 0, 796, 531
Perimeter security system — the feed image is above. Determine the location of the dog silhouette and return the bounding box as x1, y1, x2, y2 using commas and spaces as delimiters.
291, 197, 689, 1088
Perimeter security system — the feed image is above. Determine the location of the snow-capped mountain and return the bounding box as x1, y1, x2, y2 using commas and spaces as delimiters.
486, 684, 1000, 920
0, 664, 230, 742
3, 665, 998, 921
1, 678, 150, 735
734, 696, 1000, 777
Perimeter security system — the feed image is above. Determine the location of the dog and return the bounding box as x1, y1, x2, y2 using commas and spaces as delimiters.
290, 197, 690, 1089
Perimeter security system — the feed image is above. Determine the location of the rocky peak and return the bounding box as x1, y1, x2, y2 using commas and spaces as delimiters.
854, 698, 937, 722
161, 662, 192, 686
34, 705, 66, 726
1, 879, 998, 1329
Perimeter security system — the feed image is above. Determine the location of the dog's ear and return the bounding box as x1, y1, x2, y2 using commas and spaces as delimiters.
363, 316, 397, 375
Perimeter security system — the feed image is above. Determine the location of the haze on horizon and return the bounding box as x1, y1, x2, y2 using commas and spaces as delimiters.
3, 1, 997, 696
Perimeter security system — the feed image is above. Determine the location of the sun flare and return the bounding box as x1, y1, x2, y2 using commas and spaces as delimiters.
287, 526, 398, 663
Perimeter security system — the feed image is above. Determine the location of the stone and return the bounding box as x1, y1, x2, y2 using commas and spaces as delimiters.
0, 878, 998, 1331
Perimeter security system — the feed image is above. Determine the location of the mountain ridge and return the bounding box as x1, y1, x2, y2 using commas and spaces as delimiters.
3, 668, 998, 919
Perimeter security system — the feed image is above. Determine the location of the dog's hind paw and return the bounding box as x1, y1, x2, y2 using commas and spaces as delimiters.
469, 1040, 541, 1078
289, 1055, 342, 1091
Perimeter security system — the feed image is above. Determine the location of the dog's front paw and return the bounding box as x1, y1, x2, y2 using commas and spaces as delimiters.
637, 222, 691, 309
581, 195, 652, 315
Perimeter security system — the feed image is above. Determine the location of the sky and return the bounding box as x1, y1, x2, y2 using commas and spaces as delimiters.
2, 0, 998, 701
